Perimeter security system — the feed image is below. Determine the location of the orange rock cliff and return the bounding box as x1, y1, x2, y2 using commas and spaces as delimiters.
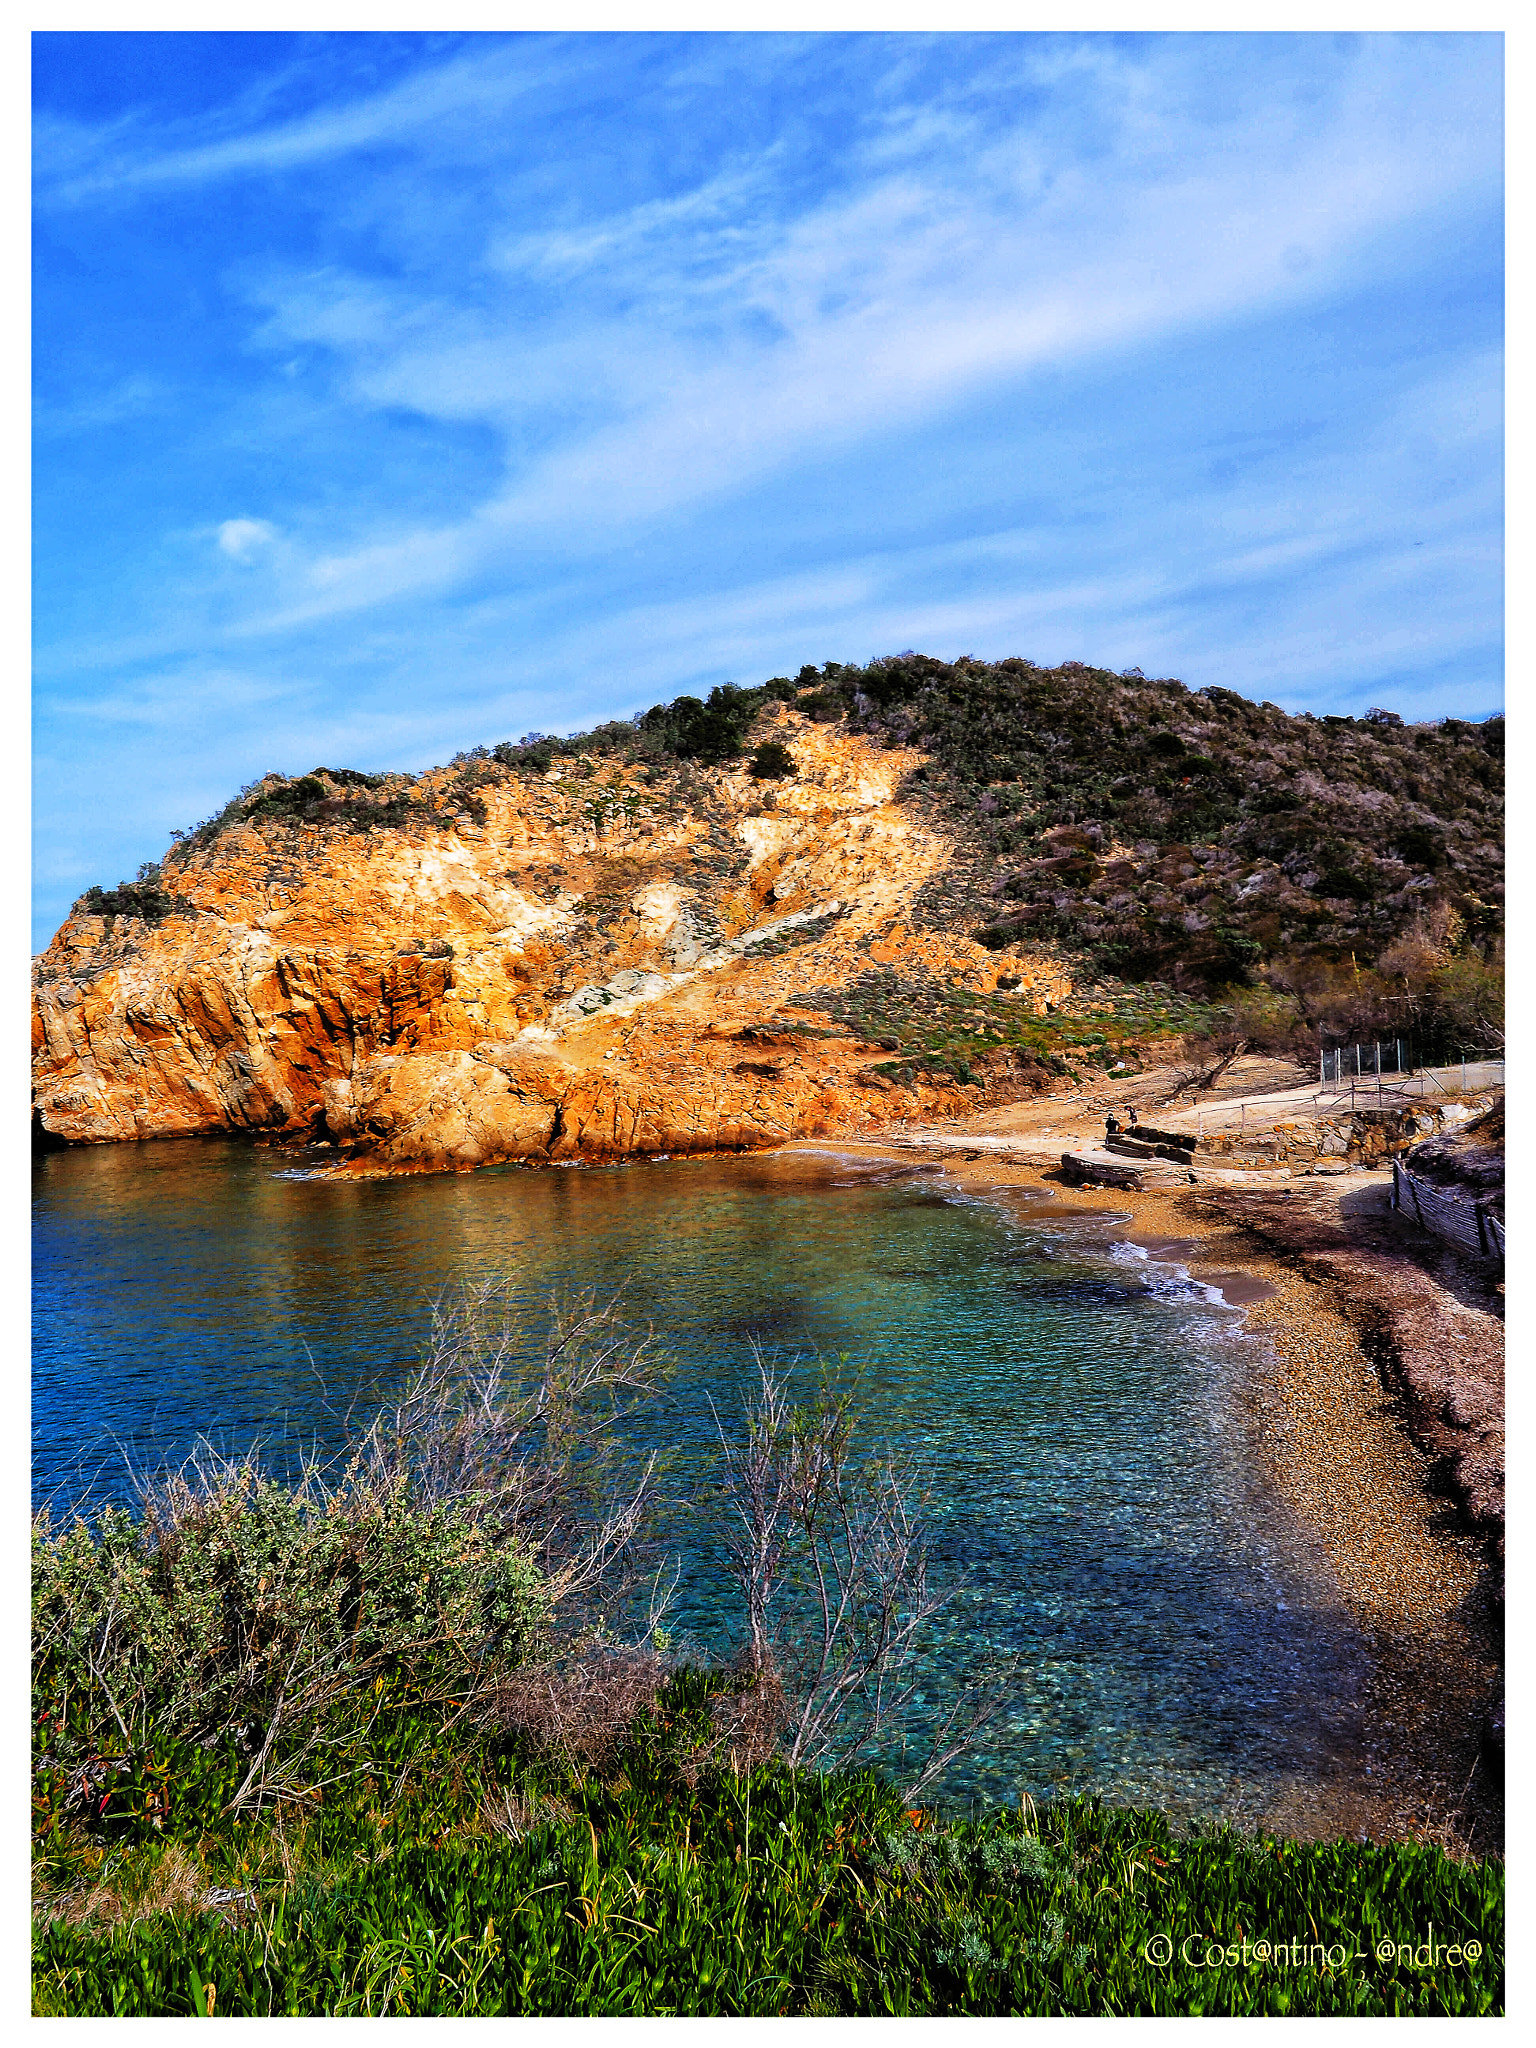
32, 710, 1074, 1173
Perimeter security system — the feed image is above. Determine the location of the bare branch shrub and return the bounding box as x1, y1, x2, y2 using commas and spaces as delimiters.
489, 1649, 668, 1771
344, 1281, 672, 1621
698, 1649, 790, 1777
708, 1356, 1014, 1802
33, 1285, 671, 1813
480, 1785, 574, 1841
1167, 1033, 1251, 1094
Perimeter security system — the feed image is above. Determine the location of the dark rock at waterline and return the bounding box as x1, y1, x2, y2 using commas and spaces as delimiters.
1480, 1702, 1504, 1787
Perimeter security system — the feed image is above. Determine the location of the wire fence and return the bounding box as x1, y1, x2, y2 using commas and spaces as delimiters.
1316, 1045, 1503, 1106
1319, 1040, 1412, 1085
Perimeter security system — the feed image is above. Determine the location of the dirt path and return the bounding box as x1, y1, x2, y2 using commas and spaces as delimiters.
884, 1049, 1492, 1173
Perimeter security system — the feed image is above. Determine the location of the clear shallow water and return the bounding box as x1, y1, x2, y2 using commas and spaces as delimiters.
33, 1138, 1364, 1822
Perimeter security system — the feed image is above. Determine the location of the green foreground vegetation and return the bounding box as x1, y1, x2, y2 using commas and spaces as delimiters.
34, 1676, 1502, 2017
33, 1290, 1502, 2016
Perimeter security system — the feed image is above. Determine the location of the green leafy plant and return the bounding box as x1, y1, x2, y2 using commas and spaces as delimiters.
747, 740, 797, 780
32, 1726, 1503, 2016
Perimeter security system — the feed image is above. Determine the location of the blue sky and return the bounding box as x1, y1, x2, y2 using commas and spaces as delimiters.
32, 30, 1503, 950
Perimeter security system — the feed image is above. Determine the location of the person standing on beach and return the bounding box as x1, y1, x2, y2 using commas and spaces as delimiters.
1105, 1112, 1121, 1138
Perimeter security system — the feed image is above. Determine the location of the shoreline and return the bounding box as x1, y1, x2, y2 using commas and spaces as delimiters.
37, 1121, 1502, 1856
779, 1137, 1503, 1858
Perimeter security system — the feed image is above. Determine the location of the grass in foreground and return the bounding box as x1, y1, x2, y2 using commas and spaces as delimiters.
34, 1673, 1502, 2018
33, 1297, 1502, 2015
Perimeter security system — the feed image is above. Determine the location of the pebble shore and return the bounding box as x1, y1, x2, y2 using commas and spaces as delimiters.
992, 1167, 1499, 1857
790, 1140, 1503, 1858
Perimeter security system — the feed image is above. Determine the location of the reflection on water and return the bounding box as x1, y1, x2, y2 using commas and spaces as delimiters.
33, 1137, 1364, 1821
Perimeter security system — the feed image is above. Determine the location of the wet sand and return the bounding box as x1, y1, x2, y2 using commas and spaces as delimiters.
781, 1138, 1503, 1856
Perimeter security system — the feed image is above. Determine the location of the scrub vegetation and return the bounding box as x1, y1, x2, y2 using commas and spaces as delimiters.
73, 862, 195, 932
33, 1290, 1502, 2016
786, 966, 1222, 1083
84, 653, 1498, 1061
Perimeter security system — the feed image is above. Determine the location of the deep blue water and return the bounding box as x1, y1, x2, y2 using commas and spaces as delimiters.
32, 1137, 1363, 1821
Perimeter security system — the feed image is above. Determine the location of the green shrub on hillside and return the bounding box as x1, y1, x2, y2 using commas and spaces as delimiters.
81, 653, 1501, 1021
73, 863, 190, 928
635, 683, 769, 763
748, 740, 797, 780
164, 768, 409, 851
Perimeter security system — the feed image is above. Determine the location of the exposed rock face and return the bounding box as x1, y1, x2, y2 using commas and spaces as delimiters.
33, 711, 1070, 1171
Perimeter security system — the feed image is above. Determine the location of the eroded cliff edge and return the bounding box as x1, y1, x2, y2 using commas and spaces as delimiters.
35, 649, 1503, 1176
33, 712, 1074, 1171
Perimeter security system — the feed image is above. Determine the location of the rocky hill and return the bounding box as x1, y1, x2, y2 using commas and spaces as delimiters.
32, 656, 1503, 1172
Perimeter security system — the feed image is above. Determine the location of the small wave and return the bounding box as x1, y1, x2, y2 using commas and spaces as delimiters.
1108, 1237, 1233, 1308
790, 1147, 924, 1172
1146, 1272, 1229, 1307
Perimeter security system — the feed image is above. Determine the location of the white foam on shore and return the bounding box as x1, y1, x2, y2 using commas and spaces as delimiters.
1108, 1235, 1232, 1308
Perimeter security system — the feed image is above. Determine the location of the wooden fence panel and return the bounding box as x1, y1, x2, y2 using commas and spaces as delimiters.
1392, 1161, 1504, 1265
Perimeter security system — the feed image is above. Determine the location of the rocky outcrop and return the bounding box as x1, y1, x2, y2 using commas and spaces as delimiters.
1404, 1095, 1504, 1199
1197, 1102, 1472, 1171
32, 710, 1072, 1172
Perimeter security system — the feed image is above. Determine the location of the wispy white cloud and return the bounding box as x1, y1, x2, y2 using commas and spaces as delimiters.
487, 156, 781, 286
33, 373, 169, 438
195, 35, 1499, 633
217, 518, 278, 562
34, 39, 566, 207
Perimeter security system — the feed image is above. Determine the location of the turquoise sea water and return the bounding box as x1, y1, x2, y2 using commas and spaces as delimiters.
32, 1138, 1364, 1821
